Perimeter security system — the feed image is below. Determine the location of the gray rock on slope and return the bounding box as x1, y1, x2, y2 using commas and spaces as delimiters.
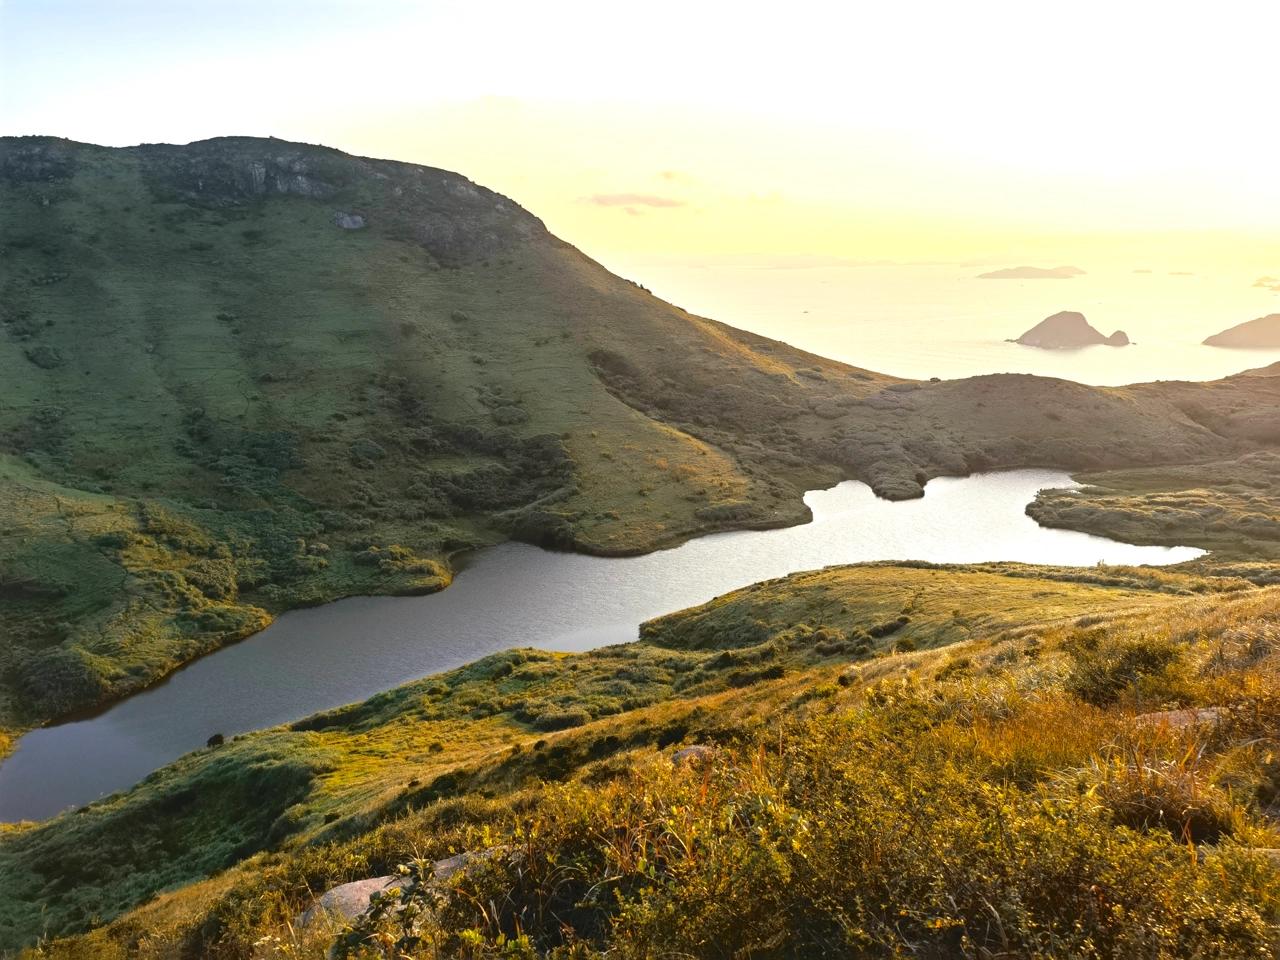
300, 875, 398, 927
332, 211, 366, 229
672, 744, 717, 766
298, 850, 483, 927
1012, 311, 1129, 349
1204, 314, 1280, 348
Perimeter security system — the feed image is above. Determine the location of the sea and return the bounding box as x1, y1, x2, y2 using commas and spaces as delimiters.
609, 259, 1280, 387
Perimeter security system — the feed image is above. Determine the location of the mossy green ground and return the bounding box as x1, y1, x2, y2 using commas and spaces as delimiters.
0, 137, 859, 732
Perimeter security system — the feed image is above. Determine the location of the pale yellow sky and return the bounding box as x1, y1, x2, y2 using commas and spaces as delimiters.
3, 0, 1278, 272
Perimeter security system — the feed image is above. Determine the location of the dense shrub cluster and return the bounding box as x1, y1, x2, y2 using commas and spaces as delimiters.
345, 696, 1280, 959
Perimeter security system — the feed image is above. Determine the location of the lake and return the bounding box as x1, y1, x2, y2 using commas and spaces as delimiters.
0, 470, 1202, 822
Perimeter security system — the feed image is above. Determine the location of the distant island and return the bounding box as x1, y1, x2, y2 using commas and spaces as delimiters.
978, 265, 1085, 280
1204, 314, 1280, 348
1011, 310, 1129, 349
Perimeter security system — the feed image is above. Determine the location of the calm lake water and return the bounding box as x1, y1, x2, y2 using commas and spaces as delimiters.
618, 260, 1280, 385
0, 470, 1202, 822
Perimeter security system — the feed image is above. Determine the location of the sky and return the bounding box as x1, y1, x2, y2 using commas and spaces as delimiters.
2, 0, 1279, 275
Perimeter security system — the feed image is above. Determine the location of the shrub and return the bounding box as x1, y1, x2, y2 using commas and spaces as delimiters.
24, 344, 64, 369
342, 709, 1279, 960
349, 437, 387, 465
867, 615, 909, 639
532, 707, 592, 731
1065, 632, 1184, 707
1083, 748, 1237, 843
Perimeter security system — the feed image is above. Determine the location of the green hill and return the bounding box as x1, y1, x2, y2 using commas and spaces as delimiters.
0, 135, 878, 729
6, 135, 1280, 958
2, 133, 1279, 739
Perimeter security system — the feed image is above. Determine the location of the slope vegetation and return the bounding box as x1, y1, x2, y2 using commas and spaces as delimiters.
2, 134, 1280, 736
6, 562, 1279, 957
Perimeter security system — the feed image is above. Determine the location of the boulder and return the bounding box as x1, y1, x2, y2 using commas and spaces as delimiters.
672, 744, 717, 766
333, 211, 366, 230
298, 850, 492, 928
300, 875, 398, 927
1132, 707, 1222, 730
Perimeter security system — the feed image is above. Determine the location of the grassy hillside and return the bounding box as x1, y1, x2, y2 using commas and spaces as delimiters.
8, 135, 1280, 960
4, 135, 1280, 737
7, 561, 1279, 957
0, 135, 887, 730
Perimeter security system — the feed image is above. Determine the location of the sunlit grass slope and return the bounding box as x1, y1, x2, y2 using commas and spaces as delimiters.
3, 561, 1266, 955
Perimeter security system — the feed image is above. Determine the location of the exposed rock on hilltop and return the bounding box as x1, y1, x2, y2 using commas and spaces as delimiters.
1012, 311, 1129, 349
135, 136, 549, 265
1204, 314, 1280, 348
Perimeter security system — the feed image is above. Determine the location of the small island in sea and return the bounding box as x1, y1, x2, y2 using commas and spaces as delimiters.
1010, 310, 1130, 349
1204, 313, 1280, 348
977, 265, 1085, 279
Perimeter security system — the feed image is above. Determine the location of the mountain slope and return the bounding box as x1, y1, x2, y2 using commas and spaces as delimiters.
2, 135, 1280, 733
0, 135, 878, 727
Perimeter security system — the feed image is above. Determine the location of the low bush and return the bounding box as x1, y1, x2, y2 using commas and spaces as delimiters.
1064, 630, 1185, 707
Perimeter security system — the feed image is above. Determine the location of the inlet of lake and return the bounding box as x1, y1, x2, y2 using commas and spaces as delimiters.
0, 470, 1204, 822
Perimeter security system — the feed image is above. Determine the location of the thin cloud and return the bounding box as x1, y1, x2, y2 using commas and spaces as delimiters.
584, 193, 686, 209
1254, 276, 1280, 292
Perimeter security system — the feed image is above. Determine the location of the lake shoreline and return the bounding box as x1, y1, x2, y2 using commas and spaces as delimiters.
0, 470, 1203, 823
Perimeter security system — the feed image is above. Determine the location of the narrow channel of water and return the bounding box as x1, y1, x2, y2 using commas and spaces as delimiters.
0, 470, 1202, 821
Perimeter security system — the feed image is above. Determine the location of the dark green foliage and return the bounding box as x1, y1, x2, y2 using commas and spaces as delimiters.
0, 737, 330, 946
867, 614, 910, 638
531, 707, 592, 731
1064, 629, 1184, 706
22, 345, 63, 369
11, 645, 108, 716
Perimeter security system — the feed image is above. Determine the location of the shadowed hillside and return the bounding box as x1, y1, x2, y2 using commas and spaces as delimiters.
2, 134, 1280, 735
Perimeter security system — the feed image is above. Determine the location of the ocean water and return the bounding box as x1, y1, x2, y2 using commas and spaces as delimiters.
617, 260, 1280, 386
